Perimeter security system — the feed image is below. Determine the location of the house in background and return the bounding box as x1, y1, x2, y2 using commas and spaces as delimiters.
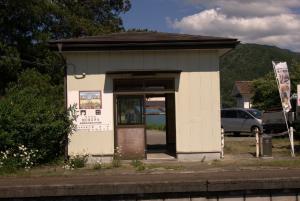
232, 81, 254, 108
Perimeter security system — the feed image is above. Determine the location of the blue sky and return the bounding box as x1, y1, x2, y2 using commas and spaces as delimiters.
122, 0, 300, 52
122, 0, 200, 33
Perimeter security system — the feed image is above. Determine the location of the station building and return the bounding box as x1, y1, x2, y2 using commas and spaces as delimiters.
49, 32, 238, 162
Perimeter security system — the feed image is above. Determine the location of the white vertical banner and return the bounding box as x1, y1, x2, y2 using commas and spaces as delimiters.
272, 61, 295, 157
272, 61, 292, 112
297, 85, 300, 106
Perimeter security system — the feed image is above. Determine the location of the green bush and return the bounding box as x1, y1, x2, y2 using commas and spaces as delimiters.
64, 154, 88, 170
0, 69, 72, 163
0, 145, 40, 174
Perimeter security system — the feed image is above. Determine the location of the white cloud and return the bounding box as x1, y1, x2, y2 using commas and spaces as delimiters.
186, 0, 300, 17
169, 0, 300, 51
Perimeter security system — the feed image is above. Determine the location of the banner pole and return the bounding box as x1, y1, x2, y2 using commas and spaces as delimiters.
272, 61, 294, 157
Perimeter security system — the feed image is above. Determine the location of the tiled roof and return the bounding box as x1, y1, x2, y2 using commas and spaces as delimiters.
49, 32, 239, 51
232, 81, 254, 97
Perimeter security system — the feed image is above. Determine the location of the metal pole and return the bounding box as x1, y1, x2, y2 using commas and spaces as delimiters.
283, 111, 295, 157
221, 128, 224, 159
255, 127, 259, 158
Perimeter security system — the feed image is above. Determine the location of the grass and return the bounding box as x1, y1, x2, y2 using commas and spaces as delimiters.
130, 160, 183, 172
131, 160, 146, 171
209, 157, 300, 169
145, 163, 183, 171
1, 136, 300, 177
224, 136, 299, 157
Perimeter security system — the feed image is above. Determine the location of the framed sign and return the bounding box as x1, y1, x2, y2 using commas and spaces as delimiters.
79, 91, 102, 109
68, 90, 113, 132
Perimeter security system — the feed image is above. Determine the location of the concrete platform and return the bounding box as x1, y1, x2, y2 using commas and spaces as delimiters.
1, 169, 300, 200
147, 153, 175, 160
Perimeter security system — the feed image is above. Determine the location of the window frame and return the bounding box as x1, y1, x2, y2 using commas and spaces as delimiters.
116, 95, 145, 126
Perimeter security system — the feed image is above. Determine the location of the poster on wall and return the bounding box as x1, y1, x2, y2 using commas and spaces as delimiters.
68, 90, 113, 132
79, 91, 102, 109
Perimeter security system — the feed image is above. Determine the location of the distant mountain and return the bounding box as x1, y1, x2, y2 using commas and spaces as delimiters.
220, 43, 300, 107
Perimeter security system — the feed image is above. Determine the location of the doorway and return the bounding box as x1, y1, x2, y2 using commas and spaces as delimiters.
145, 94, 176, 159
145, 96, 166, 152
114, 78, 176, 160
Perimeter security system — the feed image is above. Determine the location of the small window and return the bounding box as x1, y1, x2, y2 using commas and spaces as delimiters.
238, 110, 252, 119
144, 79, 174, 91
114, 78, 175, 92
114, 79, 144, 92
222, 110, 237, 118
117, 96, 144, 125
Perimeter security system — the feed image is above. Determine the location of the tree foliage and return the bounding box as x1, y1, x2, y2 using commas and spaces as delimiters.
220, 44, 300, 107
252, 62, 300, 110
0, 69, 71, 162
0, 0, 131, 92
252, 72, 279, 110
0, 0, 131, 163
0, 43, 21, 94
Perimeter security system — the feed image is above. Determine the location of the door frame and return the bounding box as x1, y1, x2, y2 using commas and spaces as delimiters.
112, 77, 177, 159
114, 94, 147, 159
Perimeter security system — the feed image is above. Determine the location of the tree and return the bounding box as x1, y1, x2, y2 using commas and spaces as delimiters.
252, 72, 279, 110
0, 43, 21, 95
0, 0, 131, 164
0, 69, 71, 162
220, 44, 300, 107
0, 0, 131, 92
252, 61, 300, 110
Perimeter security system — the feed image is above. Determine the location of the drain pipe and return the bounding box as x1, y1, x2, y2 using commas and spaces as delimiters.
57, 43, 69, 162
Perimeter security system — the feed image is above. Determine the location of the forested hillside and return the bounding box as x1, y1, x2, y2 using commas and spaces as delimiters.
220, 44, 300, 107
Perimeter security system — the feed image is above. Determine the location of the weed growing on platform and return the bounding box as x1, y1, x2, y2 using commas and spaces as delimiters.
131, 160, 146, 171
0, 145, 40, 174
64, 154, 88, 170
93, 159, 103, 170
112, 147, 122, 168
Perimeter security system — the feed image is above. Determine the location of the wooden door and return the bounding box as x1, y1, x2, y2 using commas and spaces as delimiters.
115, 95, 145, 159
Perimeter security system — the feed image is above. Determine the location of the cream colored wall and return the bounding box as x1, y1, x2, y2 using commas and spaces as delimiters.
65, 49, 221, 156
176, 71, 221, 152
67, 74, 114, 155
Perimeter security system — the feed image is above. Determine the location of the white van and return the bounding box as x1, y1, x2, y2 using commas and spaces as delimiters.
221, 108, 263, 136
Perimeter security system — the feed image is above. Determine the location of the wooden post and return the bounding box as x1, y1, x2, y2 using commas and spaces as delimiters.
290, 126, 295, 157
221, 128, 224, 159
255, 127, 259, 158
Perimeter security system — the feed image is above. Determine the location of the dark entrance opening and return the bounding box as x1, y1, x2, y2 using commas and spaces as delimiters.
145, 94, 176, 159
114, 78, 176, 159
145, 96, 167, 152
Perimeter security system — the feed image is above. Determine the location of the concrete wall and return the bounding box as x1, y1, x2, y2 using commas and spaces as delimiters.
64, 49, 221, 158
